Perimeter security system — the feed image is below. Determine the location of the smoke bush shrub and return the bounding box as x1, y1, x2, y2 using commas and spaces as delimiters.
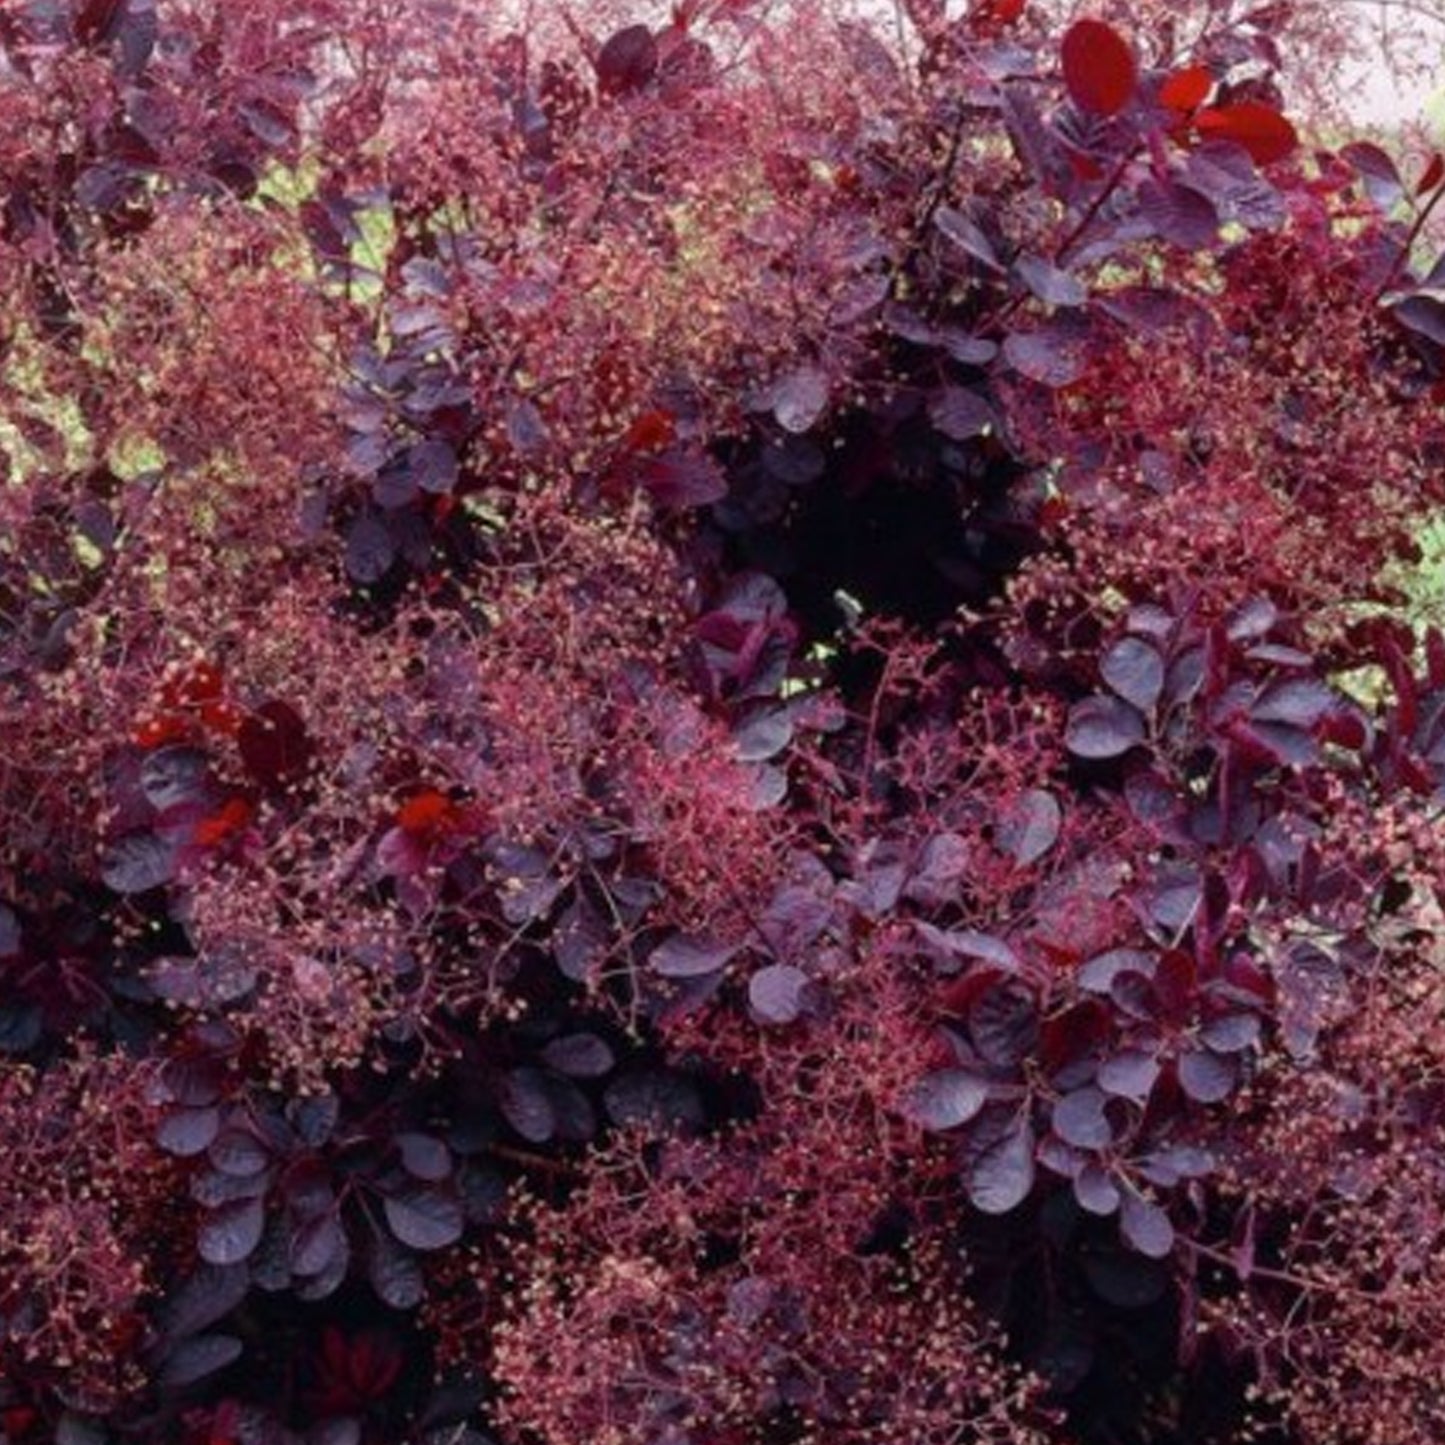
2, 1, 1445, 1442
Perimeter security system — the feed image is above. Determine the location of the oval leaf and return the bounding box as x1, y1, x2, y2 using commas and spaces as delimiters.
1101, 636, 1165, 712
748, 963, 809, 1025
596, 24, 658, 97
1159, 64, 1212, 113
157, 1106, 221, 1158
966, 1118, 1036, 1215
1119, 1190, 1175, 1258
651, 932, 737, 979
1015, 254, 1087, 308
996, 788, 1061, 866
1061, 19, 1137, 117
1178, 1048, 1237, 1103
901, 1069, 989, 1132
1097, 1050, 1160, 1104
1194, 102, 1297, 166
1052, 1086, 1113, 1150
1066, 695, 1146, 759
198, 1197, 265, 1266
772, 366, 829, 434
101, 830, 176, 894
383, 1188, 463, 1252
159, 1333, 243, 1390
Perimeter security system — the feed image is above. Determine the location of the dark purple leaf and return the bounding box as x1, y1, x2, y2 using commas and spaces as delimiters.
209, 1129, 270, 1178
101, 830, 177, 894
944, 930, 1021, 969
1101, 637, 1165, 712
1226, 596, 1279, 641
1077, 949, 1155, 993
901, 1069, 988, 1132
903, 832, 970, 907
1053, 1086, 1112, 1149
1124, 770, 1186, 837
969, 981, 1039, 1066
1066, 696, 1146, 759
1136, 179, 1219, 249
1178, 1048, 1237, 1102
1393, 292, 1445, 346
638, 447, 728, 510
1003, 328, 1087, 387
159, 1263, 250, 1343
603, 1071, 704, 1132
345, 511, 396, 584
934, 206, 1002, 270
159, 1333, 243, 1390
190, 1169, 266, 1210
1097, 1050, 1159, 1104
1119, 1190, 1175, 1258
1200, 1011, 1259, 1052
1341, 141, 1404, 211
544, 1075, 597, 1143
0, 904, 18, 958
140, 746, 210, 812
368, 1230, 425, 1309
499, 1067, 556, 1144
290, 1093, 340, 1148
771, 366, 829, 433
290, 1214, 347, 1277
939, 329, 998, 365
1135, 1144, 1214, 1186
541, 1032, 615, 1078
748, 963, 809, 1025
409, 438, 458, 494
965, 1117, 1036, 1215
1015, 254, 1087, 307
596, 24, 658, 97
928, 386, 995, 440
397, 1132, 452, 1182
383, 1188, 463, 1252
1230, 719, 1318, 767
651, 932, 738, 979
198, 1197, 266, 1266
505, 396, 548, 454
733, 708, 792, 763
1074, 1164, 1121, 1216
1250, 677, 1334, 728
157, 1106, 221, 1158
994, 789, 1061, 867
150, 948, 258, 1007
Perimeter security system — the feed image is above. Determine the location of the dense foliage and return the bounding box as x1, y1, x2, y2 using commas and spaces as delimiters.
2, 2, 1445, 1442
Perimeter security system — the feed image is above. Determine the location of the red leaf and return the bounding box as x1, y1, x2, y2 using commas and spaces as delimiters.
134, 712, 192, 749
1194, 102, 1297, 165
396, 789, 458, 838
195, 798, 253, 849
1159, 64, 1212, 113
1418, 151, 1444, 195
1061, 19, 1137, 118
968, 0, 1026, 30
621, 408, 676, 454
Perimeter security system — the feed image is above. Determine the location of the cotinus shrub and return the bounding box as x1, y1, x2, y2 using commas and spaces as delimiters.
2, 1, 1444, 1442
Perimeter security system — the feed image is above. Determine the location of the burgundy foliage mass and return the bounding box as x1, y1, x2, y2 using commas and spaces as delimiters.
2, 2, 1444, 1443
